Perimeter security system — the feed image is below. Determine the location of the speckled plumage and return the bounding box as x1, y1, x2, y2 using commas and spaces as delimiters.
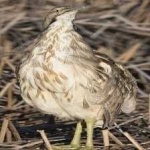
16, 7, 136, 148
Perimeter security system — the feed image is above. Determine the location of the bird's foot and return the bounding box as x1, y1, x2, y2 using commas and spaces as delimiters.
52, 145, 81, 150
70, 136, 80, 149
52, 144, 95, 150
84, 146, 94, 150
71, 143, 80, 149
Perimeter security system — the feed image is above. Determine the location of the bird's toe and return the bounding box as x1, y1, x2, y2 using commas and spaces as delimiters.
84, 145, 94, 150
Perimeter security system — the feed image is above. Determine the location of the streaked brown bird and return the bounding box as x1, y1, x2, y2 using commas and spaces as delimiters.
16, 7, 136, 149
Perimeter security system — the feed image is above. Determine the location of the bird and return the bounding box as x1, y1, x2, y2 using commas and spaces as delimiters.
16, 7, 137, 149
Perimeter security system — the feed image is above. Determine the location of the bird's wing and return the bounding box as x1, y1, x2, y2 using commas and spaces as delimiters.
15, 31, 45, 81
89, 52, 137, 125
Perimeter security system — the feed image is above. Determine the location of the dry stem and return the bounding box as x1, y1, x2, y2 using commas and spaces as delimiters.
37, 130, 53, 150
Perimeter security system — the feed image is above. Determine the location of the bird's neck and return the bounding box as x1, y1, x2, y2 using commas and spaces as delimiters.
31, 20, 94, 64
49, 19, 74, 31
45, 21, 93, 60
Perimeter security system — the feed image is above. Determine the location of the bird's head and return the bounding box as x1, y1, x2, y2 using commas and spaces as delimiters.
43, 7, 79, 29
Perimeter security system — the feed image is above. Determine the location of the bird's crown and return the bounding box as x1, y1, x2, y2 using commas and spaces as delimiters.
43, 7, 79, 29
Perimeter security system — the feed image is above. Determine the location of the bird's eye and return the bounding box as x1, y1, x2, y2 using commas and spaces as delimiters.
56, 9, 59, 12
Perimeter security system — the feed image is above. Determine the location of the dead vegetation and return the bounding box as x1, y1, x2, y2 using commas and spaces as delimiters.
0, 0, 150, 149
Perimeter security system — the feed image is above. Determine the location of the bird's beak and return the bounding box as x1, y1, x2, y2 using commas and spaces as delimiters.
64, 7, 79, 14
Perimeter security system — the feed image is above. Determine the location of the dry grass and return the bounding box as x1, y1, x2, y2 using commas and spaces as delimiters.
0, 0, 150, 149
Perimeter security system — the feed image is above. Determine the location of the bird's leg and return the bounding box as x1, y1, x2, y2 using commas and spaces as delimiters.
85, 118, 96, 149
71, 121, 82, 148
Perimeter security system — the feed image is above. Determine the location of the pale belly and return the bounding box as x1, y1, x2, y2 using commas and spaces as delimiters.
21, 85, 104, 121
20, 58, 104, 121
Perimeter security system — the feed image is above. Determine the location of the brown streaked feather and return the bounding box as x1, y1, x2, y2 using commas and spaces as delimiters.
83, 98, 90, 109
17, 7, 136, 127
